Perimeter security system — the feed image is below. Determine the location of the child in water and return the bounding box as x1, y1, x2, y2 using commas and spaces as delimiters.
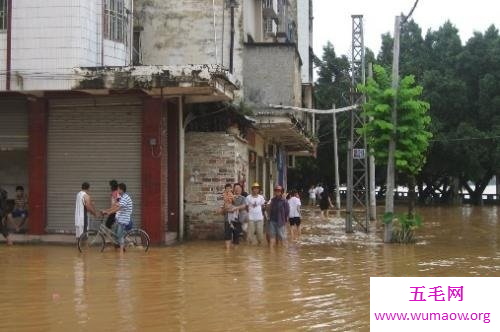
223, 183, 238, 225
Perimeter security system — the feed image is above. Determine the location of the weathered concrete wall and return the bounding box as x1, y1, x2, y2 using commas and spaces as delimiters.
243, 43, 302, 107
184, 132, 248, 240
297, 0, 313, 83
243, 0, 263, 42
134, 0, 244, 95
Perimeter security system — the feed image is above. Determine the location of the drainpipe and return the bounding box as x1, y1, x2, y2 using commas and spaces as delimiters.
6, 0, 12, 90
178, 96, 185, 241
229, 0, 235, 73
129, 0, 133, 65
101, 1, 105, 66
212, 0, 218, 64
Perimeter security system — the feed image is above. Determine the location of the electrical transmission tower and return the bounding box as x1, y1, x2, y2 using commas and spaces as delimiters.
346, 15, 369, 233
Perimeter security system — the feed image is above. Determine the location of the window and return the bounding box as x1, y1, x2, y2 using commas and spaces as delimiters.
104, 0, 129, 44
264, 18, 276, 35
0, 0, 7, 31
132, 27, 142, 65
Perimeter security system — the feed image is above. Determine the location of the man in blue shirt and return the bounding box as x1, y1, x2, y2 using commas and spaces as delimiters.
102, 182, 133, 254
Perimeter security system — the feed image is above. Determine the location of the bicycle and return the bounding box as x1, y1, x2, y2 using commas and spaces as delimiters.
78, 218, 150, 253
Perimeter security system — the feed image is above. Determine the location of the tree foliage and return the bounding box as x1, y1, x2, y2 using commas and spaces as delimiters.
291, 22, 499, 205
358, 65, 432, 176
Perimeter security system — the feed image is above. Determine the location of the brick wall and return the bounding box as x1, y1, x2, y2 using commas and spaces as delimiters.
184, 132, 248, 240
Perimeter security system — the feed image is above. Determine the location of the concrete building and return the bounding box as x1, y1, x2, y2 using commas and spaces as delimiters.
133, 0, 316, 239
0, 0, 315, 243
0, 0, 236, 244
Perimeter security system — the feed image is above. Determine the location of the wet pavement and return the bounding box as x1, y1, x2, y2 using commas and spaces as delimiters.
0, 205, 499, 331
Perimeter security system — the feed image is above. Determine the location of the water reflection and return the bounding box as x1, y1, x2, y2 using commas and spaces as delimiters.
73, 256, 88, 325
0, 205, 499, 331
115, 258, 135, 332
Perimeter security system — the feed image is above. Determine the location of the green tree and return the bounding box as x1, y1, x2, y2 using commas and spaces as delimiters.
358, 64, 432, 242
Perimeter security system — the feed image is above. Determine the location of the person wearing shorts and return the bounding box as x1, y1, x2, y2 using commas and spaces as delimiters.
0, 187, 13, 245
288, 190, 302, 241
267, 185, 289, 248
102, 183, 133, 254
6, 186, 29, 233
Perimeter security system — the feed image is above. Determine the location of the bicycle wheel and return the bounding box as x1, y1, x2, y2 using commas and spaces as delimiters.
78, 231, 105, 253
123, 229, 150, 252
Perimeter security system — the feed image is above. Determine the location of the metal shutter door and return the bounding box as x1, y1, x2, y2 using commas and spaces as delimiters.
0, 99, 28, 150
47, 97, 142, 233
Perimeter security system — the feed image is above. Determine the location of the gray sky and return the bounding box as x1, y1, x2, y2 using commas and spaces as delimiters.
313, 0, 500, 59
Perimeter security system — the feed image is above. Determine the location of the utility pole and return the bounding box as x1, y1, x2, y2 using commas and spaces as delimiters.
368, 63, 377, 221
346, 15, 369, 233
332, 104, 341, 210
384, 15, 401, 243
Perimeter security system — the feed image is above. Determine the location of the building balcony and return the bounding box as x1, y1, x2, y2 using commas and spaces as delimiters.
253, 109, 314, 153
262, 0, 278, 19
243, 42, 314, 154
73, 64, 238, 102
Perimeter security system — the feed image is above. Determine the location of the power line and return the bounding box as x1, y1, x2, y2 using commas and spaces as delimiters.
402, 0, 420, 24
430, 136, 500, 143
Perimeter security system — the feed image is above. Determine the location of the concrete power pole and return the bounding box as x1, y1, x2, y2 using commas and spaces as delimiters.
368, 63, 377, 221
384, 15, 401, 243
332, 105, 341, 210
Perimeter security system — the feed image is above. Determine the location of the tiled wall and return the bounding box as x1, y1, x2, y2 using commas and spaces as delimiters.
0, 0, 131, 91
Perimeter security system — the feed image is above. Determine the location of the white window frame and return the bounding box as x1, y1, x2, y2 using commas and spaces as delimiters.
104, 0, 129, 44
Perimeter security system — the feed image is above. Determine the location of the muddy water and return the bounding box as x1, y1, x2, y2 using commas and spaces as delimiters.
0, 206, 499, 331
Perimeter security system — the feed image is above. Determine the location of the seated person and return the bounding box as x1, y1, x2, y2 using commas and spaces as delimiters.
6, 186, 29, 233
0, 186, 13, 245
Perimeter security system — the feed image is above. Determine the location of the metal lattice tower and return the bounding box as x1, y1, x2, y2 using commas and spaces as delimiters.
346, 15, 369, 233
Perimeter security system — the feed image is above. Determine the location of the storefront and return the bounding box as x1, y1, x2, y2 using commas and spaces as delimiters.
46, 97, 143, 233
0, 98, 28, 198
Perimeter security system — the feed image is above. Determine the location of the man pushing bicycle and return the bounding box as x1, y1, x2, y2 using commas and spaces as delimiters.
101, 183, 133, 254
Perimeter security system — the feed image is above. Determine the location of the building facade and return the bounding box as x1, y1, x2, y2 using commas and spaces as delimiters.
133, 0, 315, 239
0, 0, 315, 243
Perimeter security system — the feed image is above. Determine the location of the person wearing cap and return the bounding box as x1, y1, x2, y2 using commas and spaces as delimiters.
245, 182, 266, 245
267, 184, 290, 248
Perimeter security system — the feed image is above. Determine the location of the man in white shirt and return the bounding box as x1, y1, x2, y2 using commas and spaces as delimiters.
245, 182, 266, 245
75, 182, 98, 239
288, 190, 302, 241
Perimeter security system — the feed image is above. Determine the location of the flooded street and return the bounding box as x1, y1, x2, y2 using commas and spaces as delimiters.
1, 206, 499, 331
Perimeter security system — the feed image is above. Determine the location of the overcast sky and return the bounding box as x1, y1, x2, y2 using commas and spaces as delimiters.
313, 0, 500, 60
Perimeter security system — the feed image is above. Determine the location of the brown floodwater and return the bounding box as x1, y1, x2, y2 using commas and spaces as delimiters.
0, 205, 499, 331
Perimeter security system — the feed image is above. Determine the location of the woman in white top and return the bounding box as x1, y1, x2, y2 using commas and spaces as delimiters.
245, 182, 266, 245
288, 190, 302, 241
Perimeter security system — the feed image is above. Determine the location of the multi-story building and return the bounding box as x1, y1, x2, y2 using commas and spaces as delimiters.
0, 0, 236, 244
0, 0, 315, 242
133, 0, 315, 239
